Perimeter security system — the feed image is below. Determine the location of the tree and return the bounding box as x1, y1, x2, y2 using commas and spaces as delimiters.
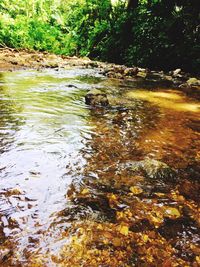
127, 0, 138, 10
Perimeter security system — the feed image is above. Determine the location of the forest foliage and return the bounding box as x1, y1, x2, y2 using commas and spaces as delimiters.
0, 0, 199, 72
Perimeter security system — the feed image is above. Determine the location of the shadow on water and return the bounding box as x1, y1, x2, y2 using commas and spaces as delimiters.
0, 69, 199, 266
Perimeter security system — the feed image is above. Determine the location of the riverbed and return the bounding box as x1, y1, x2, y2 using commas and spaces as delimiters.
0, 68, 199, 266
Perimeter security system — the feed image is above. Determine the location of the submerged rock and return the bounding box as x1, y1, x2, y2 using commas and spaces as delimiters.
85, 89, 109, 107
66, 182, 116, 222
129, 158, 177, 182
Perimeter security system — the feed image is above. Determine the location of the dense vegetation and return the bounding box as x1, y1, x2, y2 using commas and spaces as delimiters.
0, 0, 199, 72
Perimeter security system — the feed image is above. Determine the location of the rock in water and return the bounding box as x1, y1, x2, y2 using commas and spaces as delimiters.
85, 89, 109, 107
172, 68, 182, 77
130, 158, 177, 182
186, 78, 200, 86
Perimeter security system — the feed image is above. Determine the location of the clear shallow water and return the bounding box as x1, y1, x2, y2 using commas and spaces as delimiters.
0, 69, 103, 263
0, 69, 199, 266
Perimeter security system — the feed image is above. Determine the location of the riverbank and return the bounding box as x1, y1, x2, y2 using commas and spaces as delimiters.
0, 48, 200, 91
0, 48, 95, 71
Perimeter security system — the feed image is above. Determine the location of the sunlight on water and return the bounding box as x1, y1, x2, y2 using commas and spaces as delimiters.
126, 90, 200, 112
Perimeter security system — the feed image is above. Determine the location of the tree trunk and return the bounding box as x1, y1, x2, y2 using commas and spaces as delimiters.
127, 0, 139, 10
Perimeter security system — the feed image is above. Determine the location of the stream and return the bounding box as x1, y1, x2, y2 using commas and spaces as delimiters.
0, 68, 199, 266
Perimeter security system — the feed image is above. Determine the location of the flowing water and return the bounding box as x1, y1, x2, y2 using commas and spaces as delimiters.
0, 68, 199, 266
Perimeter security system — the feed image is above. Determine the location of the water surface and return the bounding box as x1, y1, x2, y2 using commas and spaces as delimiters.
0, 69, 199, 266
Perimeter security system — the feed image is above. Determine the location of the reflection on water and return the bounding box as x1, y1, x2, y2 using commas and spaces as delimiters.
0, 73, 24, 154
0, 69, 199, 266
0, 69, 97, 264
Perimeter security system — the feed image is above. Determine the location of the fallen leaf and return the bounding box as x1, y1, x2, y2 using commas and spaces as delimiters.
142, 234, 149, 243
196, 256, 200, 265
81, 188, 90, 195
118, 225, 129, 236
113, 237, 121, 247
97, 224, 103, 230
108, 193, 117, 201
164, 207, 181, 219
130, 186, 143, 195
151, 216, 163, 227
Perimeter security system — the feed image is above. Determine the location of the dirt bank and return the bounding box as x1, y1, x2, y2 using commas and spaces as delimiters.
0, 48, 200, 96
0, 48, 98, 71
